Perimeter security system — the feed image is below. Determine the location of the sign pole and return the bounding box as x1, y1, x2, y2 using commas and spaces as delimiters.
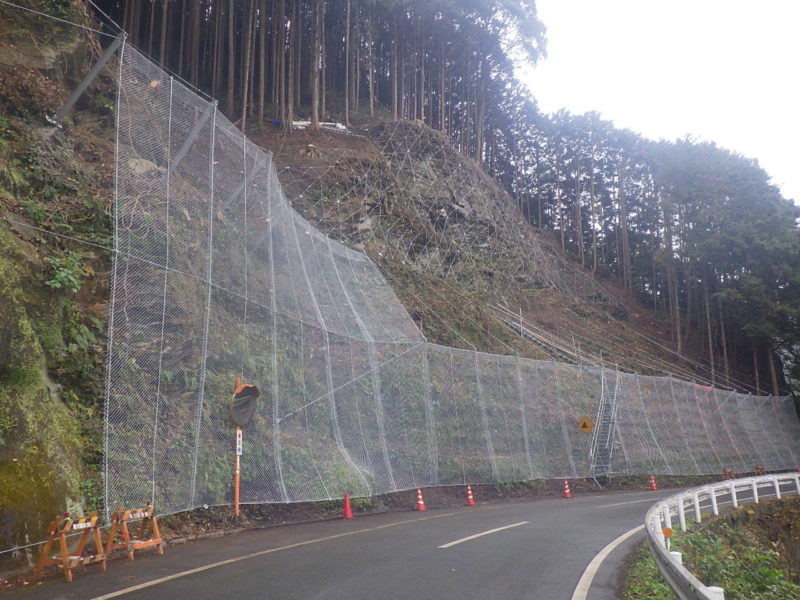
234, 426, 242, 516
230, 376, 258, 519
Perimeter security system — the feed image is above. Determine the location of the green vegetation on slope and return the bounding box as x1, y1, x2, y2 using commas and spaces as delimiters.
676, 500, 800, 599
625, 499, 800, 600
623, 542, 677, 600
0, 225, 85, 551
0, 1, 113, 557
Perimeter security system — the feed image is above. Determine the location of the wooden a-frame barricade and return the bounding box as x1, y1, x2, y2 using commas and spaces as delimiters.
33, 512, 107, 582
105, 504, 164, 560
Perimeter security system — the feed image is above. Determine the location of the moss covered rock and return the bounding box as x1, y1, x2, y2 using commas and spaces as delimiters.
0, 225, 83, 556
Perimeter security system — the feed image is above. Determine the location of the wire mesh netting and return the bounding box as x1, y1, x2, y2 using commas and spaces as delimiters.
105, 45, 800, 517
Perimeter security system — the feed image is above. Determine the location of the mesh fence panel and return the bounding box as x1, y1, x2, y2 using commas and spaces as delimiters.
105, 45, 800, 517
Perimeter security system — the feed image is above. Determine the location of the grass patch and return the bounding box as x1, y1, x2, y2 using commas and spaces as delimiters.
624, 500, 800, 600
675, 511, 800, 599
622, 541, 677, 599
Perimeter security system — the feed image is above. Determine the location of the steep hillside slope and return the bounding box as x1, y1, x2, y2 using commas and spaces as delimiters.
249, 120, 721, 386
0, 1, 113, 559
0, 0, 757, 565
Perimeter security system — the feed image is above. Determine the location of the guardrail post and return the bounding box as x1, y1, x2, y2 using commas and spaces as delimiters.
773, 477, 781, 499
653, 516, 666, 548
795, 474, 800, 494
707, 585, 725, 599
662, 504, 672, 530
709, 487, 719, 515
692, 493, 701, 523
751, 480, 759, 503
669, 551, 683, 565
729, 482, 738, 508
677, 498, 687, 531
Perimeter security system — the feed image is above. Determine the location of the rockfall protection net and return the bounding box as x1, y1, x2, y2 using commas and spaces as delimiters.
105, 45, 800, 517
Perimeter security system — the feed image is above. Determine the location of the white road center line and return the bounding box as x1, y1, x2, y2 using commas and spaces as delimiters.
598, 498, 658, 508
438, 521, 529, 549
570, 524, 645, 600
89, 510, 469, 599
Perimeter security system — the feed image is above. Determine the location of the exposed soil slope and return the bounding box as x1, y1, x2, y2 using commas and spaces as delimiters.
248, 120, 715, 382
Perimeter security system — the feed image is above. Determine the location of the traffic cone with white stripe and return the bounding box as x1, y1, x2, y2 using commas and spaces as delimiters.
562, 480, 572, 499
415, 488, 427, 511
465, 485, 476, 507
649, 474, 658, 491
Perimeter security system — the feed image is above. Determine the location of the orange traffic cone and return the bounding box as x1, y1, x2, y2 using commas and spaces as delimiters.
342, 493, 353, 520
562, 480, 572, 499
649, 474, 658, 491
465, 485, 476, 507
415, 488, 426, 511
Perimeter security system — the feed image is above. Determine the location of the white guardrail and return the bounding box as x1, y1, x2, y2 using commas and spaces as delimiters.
645, 472, 800, 600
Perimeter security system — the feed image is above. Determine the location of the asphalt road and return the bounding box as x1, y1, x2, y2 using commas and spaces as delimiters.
8, 488, 677, 600
14, 479, 796, 600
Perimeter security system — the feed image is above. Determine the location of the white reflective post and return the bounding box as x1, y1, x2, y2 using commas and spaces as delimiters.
751, 480, 759, 503
706, 585, 726, 600
677, 498, 687, 531
653, 516, 666, 548
710, 487, 719, 515
729, 482, 738, 508
662, 504, 672, 530
693, 492, 702, 523
772, 477, 781, 499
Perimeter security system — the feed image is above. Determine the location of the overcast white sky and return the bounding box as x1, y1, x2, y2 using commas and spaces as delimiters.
519, 0, 800, 204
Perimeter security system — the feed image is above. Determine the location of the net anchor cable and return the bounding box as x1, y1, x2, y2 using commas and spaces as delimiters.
51, 33, 126, 126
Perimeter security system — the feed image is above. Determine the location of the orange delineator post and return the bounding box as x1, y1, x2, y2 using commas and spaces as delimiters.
34, 512, 107, 583
105, 505, 164, 561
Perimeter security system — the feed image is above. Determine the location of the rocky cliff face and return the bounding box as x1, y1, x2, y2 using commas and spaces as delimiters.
0, 225, 84, 558
0, 1, 111, 563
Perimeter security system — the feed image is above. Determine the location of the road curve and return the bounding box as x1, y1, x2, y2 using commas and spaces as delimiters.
10, 489, 671, 600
